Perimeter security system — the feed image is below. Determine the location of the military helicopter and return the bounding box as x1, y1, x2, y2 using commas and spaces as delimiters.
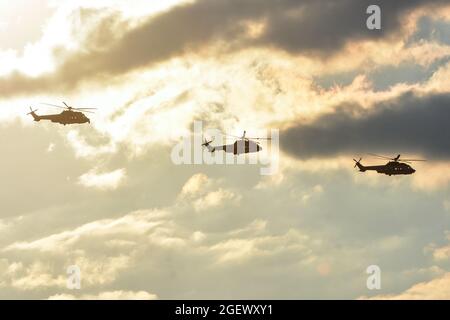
28, 102, 96, 125
202, 131, 271, 155
353, 154, 426, 176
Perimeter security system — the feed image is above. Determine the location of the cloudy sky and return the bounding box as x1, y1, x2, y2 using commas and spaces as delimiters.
0, 0, 450, 300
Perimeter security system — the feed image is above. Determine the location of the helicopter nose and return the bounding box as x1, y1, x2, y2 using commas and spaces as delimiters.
412, 169, 416, 173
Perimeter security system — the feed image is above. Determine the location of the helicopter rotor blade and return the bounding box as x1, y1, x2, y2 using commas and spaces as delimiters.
400, 159, 427, 162
202, 141, 212, 146
41, 102, 98, 113
201, 137, 214, 146
224, 133, 243, 139
368, 153, 426, 162
224, 133, 271, 141
353, 158, 362, 168
27, 107, 38, 115
41, 102, 67, 109
252, 137, 272, 140
225, 131, 251, 140
367, 153, 393, 160
70, 108, 97, 112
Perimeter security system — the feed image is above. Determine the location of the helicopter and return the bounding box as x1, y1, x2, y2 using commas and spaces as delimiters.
28, 102, 96, 125
353, 154, 426, 176
202, 131, 271, 155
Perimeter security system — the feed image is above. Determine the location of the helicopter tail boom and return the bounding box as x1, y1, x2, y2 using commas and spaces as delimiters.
205, 144, 215, 153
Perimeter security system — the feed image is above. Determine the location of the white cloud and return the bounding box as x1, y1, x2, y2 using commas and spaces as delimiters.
46, 143, 56, 153
430, 231, 450, 261
0, 219, 10, 232
229, 219, 267, 237
193, 188, 240, 212
178, 174, 241, 212
366, 273, 450, 300
48, 290, 158, 300
180, 173, 210, 197
74, 255, 132, 287
5, 209, 166, 253
411, 162, 450, 191
190, 231, 206, 243
67, 130, 117, 159
9, 262, 66, 291
78, 168, 126, 190
210, 228, 313, 264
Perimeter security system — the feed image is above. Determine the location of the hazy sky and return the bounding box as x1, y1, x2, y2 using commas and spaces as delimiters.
0, 0, 450, 299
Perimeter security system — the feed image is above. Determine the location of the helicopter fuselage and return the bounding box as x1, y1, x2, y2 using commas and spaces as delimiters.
30, 110, 90, 125
355, 161, 415, 176
207, 139, 262, 155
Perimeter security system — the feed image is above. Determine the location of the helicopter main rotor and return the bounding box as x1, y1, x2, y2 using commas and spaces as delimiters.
41, 102, 98, 114
224, 131, 272, 142
367, 153, 426, 164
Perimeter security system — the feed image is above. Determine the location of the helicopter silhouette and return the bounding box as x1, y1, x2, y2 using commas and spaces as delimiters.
28, 102, 97, 125
202, 131, 271, 155
353, 154, 426, 176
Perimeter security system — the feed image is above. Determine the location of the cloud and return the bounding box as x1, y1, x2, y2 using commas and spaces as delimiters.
427, 59, 450, 92
9, 262, 66, 291
180, 173, 210, 197
1, 209, 170, 291
4, 256, 131, 291
295, 184, 324, 204
178, 173, 241, 211
1, 0, 450, 301
1, 0, 448, 97
210, 228, 313, 264
66, 130, 117, 159
5, 209, 165, 252
78, 168, 126, 190
281, 92, 450, 160
0, 219, 10, 232
430, 232, 450, 260
411, 162, 450, 191
193, 188, 240, 212
367, 272, 450, 299
48, 290, 158, 300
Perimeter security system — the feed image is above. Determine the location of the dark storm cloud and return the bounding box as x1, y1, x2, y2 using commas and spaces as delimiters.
281, 92, 450, 159
254, 0, 445, 53
0, 0, 448, 97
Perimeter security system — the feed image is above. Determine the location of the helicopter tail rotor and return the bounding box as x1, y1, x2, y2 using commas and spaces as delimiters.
27, 107, 38, 115
201, 138, 212, 146
27, 107, 40, 121
353, 158, 365, 171
201, 138, 215, 152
